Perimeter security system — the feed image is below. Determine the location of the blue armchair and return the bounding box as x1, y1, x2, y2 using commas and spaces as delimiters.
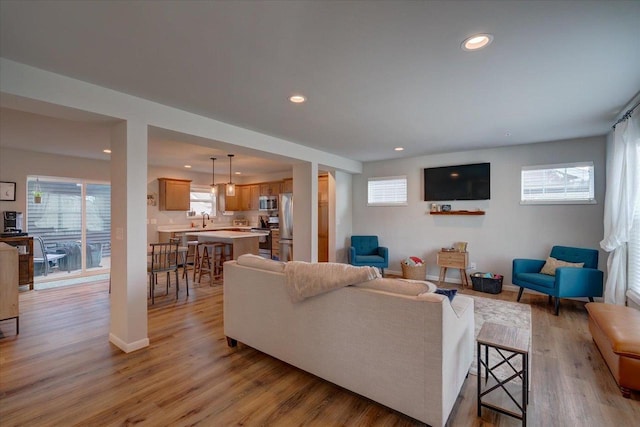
349, 235, 389, 275
513, 245, 603, 315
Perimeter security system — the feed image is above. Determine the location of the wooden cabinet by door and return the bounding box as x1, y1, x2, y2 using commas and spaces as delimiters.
0, 236, 33, 289
318, 175, 329, 203
0, 242, 19, 333
318, 202, 328, 262
158, 178, 191, 211
282, 178, 293, 193
318, 175, 329, 262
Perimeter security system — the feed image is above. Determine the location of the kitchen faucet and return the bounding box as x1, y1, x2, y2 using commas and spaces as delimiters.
202, 212, 210, 228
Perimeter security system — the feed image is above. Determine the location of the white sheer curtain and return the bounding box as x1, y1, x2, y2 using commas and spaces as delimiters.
600, 107, 640, 305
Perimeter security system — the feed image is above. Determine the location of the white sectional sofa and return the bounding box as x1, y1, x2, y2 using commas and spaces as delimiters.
223, 257, 474, 427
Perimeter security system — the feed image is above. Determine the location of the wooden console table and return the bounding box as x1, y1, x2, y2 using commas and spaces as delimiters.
0, 236, 34, 290
437, 250, 469, 286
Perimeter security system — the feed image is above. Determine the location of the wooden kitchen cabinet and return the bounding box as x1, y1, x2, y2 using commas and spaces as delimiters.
225, 189, 239, 211
234, 185, 259, 211
282, 178, 293, 193
0, 236, 33, 290
259, 182, 281, 196
247, 185, 260, 210
238, 186, 251, 210
158, 178, 191, 211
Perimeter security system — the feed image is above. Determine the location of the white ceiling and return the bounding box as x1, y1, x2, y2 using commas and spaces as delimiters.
1, 0, 639, 165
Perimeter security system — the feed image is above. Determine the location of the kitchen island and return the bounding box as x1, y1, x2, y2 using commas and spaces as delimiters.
185, 230, 267, 260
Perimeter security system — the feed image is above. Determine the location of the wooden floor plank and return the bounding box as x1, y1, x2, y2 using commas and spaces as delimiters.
1, 279, 638, 426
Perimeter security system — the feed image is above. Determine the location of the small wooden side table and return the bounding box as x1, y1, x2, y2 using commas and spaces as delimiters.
437, 250, 469, 286
477, 322, 530, 426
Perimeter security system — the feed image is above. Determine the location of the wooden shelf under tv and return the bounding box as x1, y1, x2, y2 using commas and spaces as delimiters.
430, 210, 485, 216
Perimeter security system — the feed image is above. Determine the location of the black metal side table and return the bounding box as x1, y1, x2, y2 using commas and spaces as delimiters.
477, 321, 530, 426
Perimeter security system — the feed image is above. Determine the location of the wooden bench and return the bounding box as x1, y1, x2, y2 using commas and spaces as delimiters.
585, 303, 640, 398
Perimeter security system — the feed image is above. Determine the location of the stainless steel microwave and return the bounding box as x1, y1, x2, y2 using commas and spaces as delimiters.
259, 195, 278, 211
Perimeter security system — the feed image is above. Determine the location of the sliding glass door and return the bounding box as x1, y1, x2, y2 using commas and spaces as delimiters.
27, 177, 111, 282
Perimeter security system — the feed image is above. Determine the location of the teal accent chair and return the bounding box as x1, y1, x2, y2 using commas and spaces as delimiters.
349, 235, 389, 275
513, 246, 603, 315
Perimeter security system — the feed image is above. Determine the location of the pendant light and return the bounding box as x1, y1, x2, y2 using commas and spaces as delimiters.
210, 157, 217, 194
226, 154, 236, 196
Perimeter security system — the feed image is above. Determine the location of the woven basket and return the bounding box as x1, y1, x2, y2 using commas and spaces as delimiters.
401, 263, 427, 280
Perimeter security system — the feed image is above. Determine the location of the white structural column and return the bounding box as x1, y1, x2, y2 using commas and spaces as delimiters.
334, 170, 353, 264
109, 121, 149, 353
293, 162, 318, 262
327, 171, 337, 262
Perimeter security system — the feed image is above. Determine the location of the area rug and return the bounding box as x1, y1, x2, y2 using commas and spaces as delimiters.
468, 294, 532, 383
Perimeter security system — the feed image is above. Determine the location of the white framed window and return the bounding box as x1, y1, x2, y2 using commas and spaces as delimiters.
189, 186, 216, 216
367, 175, 408, 206
521, 162, 595, 204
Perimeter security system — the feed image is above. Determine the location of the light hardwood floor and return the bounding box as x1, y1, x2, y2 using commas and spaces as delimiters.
0, 278, 638, 426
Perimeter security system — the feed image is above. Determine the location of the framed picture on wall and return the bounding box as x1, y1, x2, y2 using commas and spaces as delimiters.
0, 181, 16, 201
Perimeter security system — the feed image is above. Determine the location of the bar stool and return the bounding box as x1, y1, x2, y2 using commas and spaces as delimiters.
184, 240, 198, 284
169, 237, 189, 297
196, 242, 225, 286
222, 243, 234, 263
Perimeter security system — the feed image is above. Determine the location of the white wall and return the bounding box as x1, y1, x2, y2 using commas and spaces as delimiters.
352, 136, 606, 285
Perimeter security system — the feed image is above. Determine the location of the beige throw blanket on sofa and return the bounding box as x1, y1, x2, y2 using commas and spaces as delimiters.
284, 261, 380, 302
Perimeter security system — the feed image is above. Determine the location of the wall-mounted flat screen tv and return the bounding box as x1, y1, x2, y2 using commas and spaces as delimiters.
423, 162, 490, 201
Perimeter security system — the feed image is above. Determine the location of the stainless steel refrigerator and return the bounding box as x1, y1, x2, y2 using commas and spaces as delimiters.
279, 192, 293, 261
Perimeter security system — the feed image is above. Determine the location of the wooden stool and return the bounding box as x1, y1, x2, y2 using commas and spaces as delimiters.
183, 240, 198, 284
169, 237, 190, 297
197, 242, 225, 286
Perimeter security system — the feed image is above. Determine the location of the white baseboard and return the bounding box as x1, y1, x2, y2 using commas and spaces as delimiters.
109, 333, 149, 353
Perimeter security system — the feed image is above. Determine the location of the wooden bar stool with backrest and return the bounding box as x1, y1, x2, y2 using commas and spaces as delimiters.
196, 242, 225, 286
148, 242, 179, 304
184, 240, 198, 284
169, 237, 189, 298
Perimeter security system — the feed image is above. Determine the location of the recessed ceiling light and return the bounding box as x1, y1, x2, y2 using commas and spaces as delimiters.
461, 33, 493, 51
184, 165, 192, 168
394, 147, 404, 151
103, 149, 111, 154
235, 171, 242, 175
289, 95, 306, 103
505, 131, 512, 137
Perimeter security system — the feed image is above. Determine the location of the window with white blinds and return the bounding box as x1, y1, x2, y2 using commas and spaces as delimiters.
521, 162, 595, 204
367, 176, 408, 206
189, 186, 216, 216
